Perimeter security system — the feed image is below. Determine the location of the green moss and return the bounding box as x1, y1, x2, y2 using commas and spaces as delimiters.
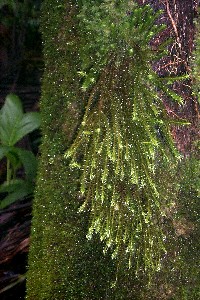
26, 1, 198, 299
65, 0, 183, 280
26, 2, 116, 299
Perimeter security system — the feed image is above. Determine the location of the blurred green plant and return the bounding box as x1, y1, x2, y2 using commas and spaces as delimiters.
0, 0, 42, 81
0, 94, 41, 209
0, 0, 41, 28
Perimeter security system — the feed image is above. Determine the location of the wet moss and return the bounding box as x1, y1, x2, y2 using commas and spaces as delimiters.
26, 2, 116, 299
26, 1, 199, 299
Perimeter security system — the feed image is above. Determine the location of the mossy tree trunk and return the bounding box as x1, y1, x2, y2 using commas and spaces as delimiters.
26, 1, 199, 300
25, 2, 115, 299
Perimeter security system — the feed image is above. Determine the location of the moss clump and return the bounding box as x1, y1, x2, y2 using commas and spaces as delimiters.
66, 0, 184, 280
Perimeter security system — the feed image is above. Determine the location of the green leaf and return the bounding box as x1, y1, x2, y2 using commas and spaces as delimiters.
0, 94, 23, 145
13, 147, 38, 181
6, 150, 21, 174
0, 179, 24, 193
0, 145, 10, 160
0, 94, 41, 146
0, 180, 34, 209
14, 112, 41, 145
0, 146, 38, 181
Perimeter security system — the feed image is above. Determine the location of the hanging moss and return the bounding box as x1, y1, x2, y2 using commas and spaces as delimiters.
65, 0, 186, 280
26, 1, 196, 299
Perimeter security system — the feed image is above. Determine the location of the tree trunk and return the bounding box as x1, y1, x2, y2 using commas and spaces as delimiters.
26, 1, 199, 299
26, 2, 118, 299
